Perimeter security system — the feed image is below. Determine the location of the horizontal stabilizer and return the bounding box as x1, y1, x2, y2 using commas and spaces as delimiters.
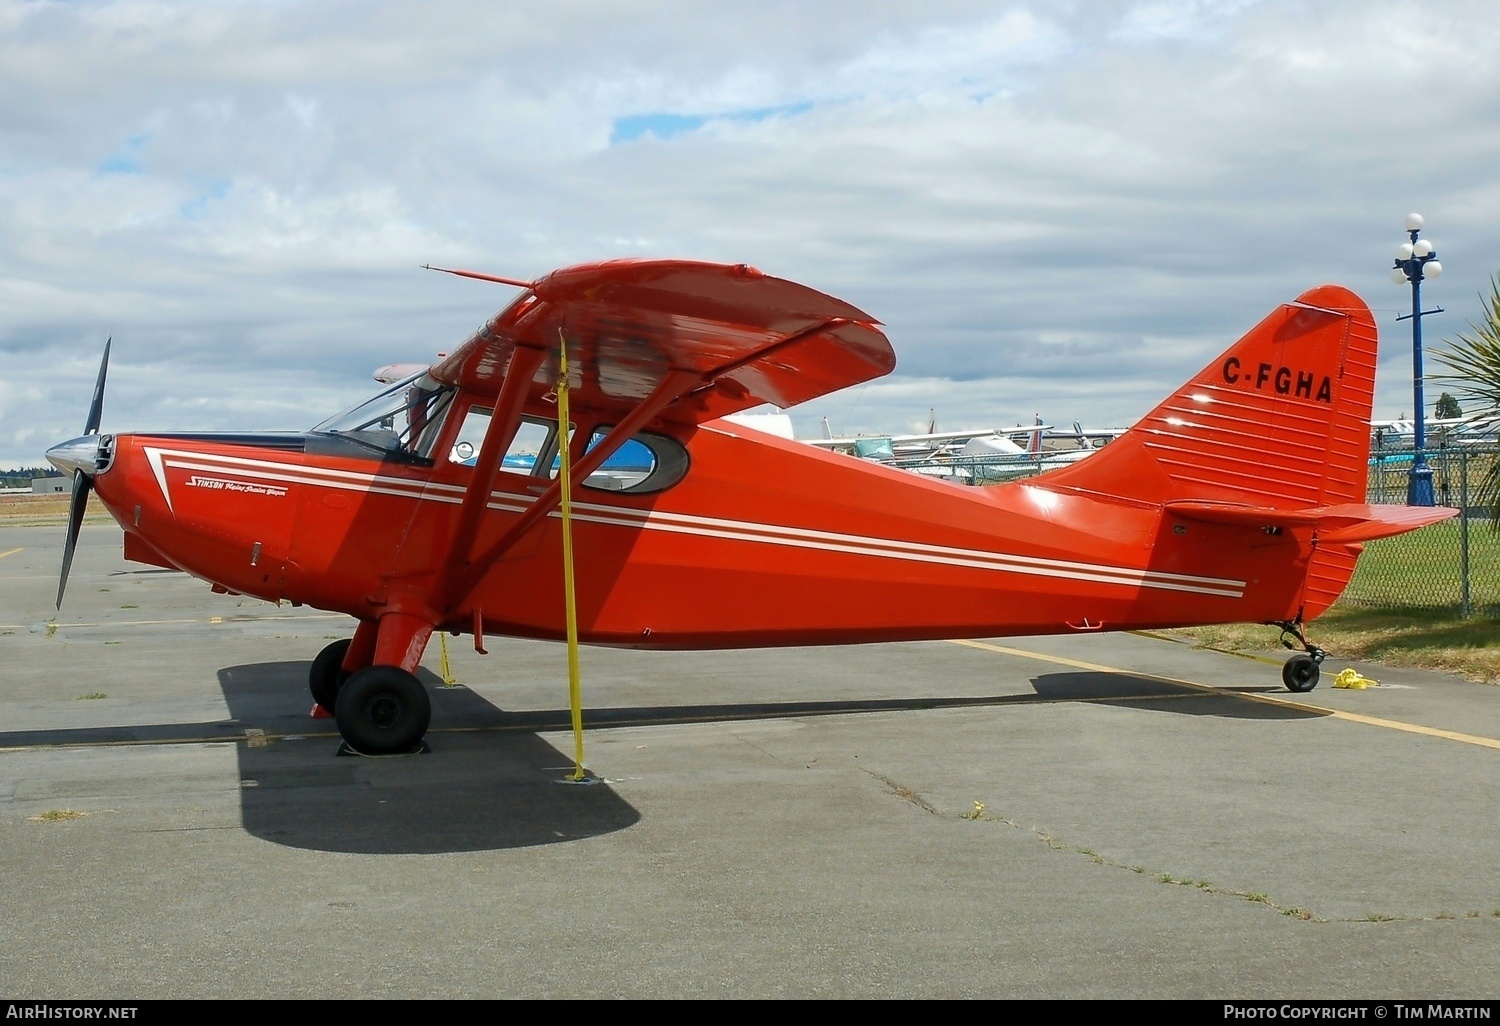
1166, 500, 1457, 543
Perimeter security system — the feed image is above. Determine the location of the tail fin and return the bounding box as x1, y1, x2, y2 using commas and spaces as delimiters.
1042, 285, 1376, 510
1037, 285, 1451, 620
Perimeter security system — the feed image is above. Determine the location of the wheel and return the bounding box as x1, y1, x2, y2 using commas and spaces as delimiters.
1282, 654, 1320, 693
309, 639, 352, 713
334, 665, 431, 754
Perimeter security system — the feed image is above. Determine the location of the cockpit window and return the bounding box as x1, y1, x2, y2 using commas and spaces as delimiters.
448, 409, 555, 475
311, 373, 455, 461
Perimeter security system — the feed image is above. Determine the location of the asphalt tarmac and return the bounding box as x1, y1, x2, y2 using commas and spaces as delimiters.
1, 523, 1496, 998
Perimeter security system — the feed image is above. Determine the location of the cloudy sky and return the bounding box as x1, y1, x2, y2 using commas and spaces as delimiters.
2, 0, 1498, 468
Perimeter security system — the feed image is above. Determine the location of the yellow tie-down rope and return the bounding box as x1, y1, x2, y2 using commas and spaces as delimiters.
437, 632, 458, 687
556, 338, 592, 783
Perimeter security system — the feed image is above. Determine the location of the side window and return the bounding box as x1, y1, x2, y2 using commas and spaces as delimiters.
581, 428, 689, 494
448, 408, 554, 475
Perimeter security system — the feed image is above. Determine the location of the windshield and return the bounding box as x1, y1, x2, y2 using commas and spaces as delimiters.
311, 372, 455, 460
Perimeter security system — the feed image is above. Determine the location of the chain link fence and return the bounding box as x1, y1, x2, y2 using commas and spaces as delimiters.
1344, 445, 1499, 617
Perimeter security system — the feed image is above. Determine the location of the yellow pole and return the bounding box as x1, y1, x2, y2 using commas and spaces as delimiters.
557, 337, 587, 781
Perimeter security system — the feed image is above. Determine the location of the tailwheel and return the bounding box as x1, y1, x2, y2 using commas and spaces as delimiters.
309, 639, 352, 714
1281, 654, 1321, 693
1273, 619, 1325, 693
334, 665, 431, 755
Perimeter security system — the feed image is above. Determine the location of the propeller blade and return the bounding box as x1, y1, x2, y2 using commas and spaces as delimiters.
83, 337, 111, 435
56, 470, 92, 609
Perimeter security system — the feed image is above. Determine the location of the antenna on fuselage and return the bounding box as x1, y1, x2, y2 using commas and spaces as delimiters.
421, 264, 537, 289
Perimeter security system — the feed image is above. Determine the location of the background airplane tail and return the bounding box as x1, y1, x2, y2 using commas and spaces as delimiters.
1038, 285, 1448, 617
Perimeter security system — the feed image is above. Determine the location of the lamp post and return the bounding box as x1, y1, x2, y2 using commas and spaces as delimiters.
1391, 213, 1444, 507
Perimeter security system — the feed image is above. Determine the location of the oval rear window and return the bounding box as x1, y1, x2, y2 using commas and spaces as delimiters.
582, 429, 689, 494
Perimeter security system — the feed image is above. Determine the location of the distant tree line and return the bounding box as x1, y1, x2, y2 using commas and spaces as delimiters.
0, 466, 60, 489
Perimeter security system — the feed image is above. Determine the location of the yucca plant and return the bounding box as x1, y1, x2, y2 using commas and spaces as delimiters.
1434, 274, 1500, 527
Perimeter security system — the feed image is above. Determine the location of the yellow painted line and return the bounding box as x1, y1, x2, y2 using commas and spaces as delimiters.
43, 613, 345, 630
0, 547, 22, 560
949, 639, 1500, 751
1, 615, 340, 631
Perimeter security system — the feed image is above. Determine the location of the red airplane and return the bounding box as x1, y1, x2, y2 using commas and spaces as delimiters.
47, 259, 1456, 755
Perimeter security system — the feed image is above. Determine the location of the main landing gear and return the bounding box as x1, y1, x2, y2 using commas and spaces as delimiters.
335, 665, 431, 754
1272, 619, 1326, 693
309, 639, 352, 714
309, 615, 434, 755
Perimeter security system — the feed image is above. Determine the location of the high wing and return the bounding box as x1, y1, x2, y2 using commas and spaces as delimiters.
426, 258, 894, 616
429, 258, 893, 426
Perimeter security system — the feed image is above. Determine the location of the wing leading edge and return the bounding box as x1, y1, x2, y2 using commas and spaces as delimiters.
428, 259, 894, 425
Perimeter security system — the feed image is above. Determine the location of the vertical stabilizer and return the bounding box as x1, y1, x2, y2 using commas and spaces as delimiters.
1040, 285, 1375, 512
1038, 285, 1380, 619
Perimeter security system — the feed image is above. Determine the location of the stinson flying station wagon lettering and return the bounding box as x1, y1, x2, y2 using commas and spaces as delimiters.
47, 259, 1455, 755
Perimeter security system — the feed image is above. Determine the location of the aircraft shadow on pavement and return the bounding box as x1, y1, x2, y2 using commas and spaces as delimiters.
216, 660, 1314, 857
0, 659, 1319, 855
1029, 671, 1326, 720
218, 661, 642, 856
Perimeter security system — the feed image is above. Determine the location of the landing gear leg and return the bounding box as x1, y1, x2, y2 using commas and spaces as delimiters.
1272, 619, 1325, 693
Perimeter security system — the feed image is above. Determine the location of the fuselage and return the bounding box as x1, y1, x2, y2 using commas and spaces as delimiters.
88, 406, 1314, 649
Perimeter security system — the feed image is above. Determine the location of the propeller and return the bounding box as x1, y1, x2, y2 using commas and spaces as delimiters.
47, 338, 111, 609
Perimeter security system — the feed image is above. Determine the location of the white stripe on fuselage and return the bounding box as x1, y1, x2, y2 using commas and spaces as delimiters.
141, 445, 1246, 599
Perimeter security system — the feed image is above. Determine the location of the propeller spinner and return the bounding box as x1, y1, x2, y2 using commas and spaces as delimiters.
45, 338, 111, 609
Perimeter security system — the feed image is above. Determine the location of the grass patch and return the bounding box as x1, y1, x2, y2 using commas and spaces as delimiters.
1341, 517, 1500, 611
0, 493, 112, 525
74, 692, 106, 700
1164, 605, 1500, 684
28, 809, 90, 823
1165, 513, 1500, 684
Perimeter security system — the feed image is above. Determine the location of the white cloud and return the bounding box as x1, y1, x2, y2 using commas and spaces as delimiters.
2, 0, 1498, 468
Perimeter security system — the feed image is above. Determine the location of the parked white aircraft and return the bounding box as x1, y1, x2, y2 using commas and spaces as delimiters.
1370, 413, 1500, 448
808, 416, 1126, 484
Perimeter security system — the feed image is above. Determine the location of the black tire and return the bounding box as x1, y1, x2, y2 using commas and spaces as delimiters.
1282, 654, 1320, 693
335, 665, 431, 754
309, 639, 352, 713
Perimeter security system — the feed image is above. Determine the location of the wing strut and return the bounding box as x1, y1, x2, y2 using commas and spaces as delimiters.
443, 364, 701, 612
442, 316, 855, 615
432, 344, 547, 613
